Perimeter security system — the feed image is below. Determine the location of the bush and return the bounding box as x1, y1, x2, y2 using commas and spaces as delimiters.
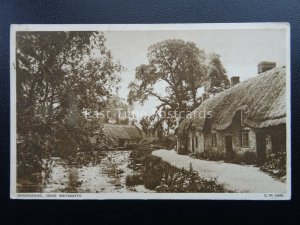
195, 150, 257, 165
126, 147, 231, 192
129, 146, 153, 159
125, 174, 144, 186
241, 151, 257, 164
194, 150, 224, 161
17, 149, 43, 180
140, 155, 230, 192
159, 137, 176, 150
142, 155, 164, 189
127, 146, 154, 172
125, 144, 139, 150
178, 146, 189, 155
226, 151, 257, 165
261, 151, 286, 177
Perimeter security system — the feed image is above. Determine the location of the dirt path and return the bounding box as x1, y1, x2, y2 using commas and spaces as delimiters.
152, 149, 287, 193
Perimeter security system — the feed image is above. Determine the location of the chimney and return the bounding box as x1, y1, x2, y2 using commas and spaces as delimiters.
230, 76, 240, 87
258, 61, 276, 74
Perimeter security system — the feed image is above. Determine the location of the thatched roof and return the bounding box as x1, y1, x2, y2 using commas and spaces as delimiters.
177, 66, 286, 135
102, 123, 142, 139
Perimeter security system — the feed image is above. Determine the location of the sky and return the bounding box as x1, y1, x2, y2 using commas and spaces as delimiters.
103, 28, 287, 119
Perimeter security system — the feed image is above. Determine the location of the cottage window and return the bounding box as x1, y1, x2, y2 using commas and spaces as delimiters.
241, 131, 249, 148
212, 133, 217, 147
195, 137, 198, 148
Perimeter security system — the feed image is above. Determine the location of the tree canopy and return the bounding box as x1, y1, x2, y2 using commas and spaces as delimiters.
205, 53, 230, 95
128, 39, 207, 124
16, 31, 122, 166
128, 39, 230, 133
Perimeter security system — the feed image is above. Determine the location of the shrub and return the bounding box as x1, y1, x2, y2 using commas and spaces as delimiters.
241, 151, 257, 164
194, 149, 256, 165
261, 151, 286, 177
142, 155, 164, 189
226, 151, 257, 165
127, 146, 154, 172
159, 137, 176, 150
194, 150, 224, 161
141, 155, 230, 192
125, 174, 144, 186
178, 146, 189, 155
125, 144, 139, 150
129, 146, 153, 159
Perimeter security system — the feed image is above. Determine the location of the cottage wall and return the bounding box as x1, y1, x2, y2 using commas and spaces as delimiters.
177, 113, 286, 163
176, 136, 188, 152
184, 131, 205, 154
241, 128, 256, 155
204, 131, 212, 153
213, 130, 226, 156
202, 112, 257, 158
188, 132, 193, 153
197, 132, 205, 153
218, 119, 256, 157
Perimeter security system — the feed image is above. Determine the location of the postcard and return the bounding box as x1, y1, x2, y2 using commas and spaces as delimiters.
10, 23, 291, 199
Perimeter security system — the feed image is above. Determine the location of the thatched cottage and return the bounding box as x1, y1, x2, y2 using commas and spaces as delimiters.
176, 62, 286, 164
101, 123, 143, 148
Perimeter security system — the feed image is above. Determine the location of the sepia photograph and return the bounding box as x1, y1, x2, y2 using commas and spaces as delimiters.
10, 23, 291, 199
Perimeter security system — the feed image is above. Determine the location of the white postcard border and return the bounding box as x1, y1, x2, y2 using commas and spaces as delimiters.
10, 23, 291, 200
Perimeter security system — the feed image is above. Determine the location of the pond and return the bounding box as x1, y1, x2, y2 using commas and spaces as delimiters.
17, 150, 153, 193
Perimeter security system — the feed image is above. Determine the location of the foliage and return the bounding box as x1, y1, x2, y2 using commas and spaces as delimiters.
204, 53, 230, 96
140, 116, 152, 136
195, 150, 257, 165
159, 136, 176, 150
128, 146, 154, 171
125, 174, 144, 187
177, 146, 189, 155
17, 150, 43, 180
226, 151, 257, 165
261, 151, 286, 177
141, 155, 230, 192
102, 94, 131, 124
16, 31, 122, 178
194, 150, 224, 161
129, 146, 154, 159
126, 151, 230, 192
128, 40, 230, 136
128, 39, 207, 130
142, 155, 164, 189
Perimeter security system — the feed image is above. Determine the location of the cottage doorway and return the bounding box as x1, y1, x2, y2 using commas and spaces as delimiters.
118, 139, 125, 147
256, 133, 267, 164
225, 135, 234, 158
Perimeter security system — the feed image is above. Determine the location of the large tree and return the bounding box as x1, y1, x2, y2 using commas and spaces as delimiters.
16, 31, 122, 175
128, 39, 207, 127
